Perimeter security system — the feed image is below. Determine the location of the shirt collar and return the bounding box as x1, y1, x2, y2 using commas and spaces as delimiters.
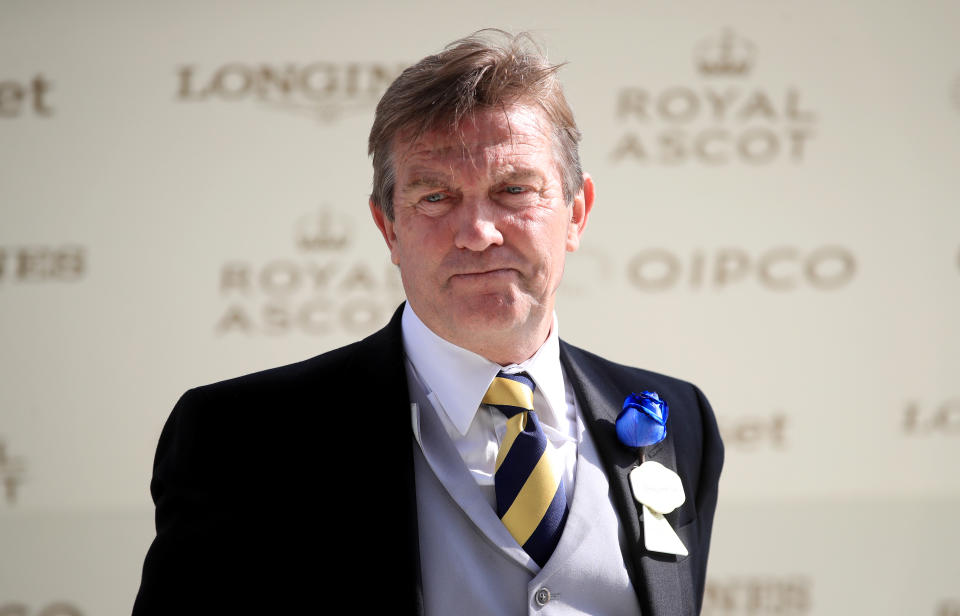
401, 303, 567, 436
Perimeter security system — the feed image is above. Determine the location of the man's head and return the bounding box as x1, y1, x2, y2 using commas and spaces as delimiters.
369, 31, 594, 364
368, 30, 583, 221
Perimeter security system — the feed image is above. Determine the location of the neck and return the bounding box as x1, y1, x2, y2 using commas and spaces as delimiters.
450, 314, 553, 366
405, 299, 556, 366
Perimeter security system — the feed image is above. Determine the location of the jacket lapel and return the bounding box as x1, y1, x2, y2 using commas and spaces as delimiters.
559, 342, 685, 616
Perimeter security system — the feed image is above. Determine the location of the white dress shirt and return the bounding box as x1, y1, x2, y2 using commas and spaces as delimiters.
401, 303, 582, 506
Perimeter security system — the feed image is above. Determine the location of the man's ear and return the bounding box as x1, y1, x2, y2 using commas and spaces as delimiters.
566, 173, 595, 252
370, 200, 401, 265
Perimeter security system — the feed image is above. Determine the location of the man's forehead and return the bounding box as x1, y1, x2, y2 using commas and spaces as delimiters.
395, 105, 550, 160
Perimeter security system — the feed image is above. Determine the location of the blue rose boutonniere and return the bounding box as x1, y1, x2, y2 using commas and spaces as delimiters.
616, 391, 669, 448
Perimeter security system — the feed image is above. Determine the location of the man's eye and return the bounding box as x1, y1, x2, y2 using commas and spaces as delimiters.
504, 186, 525, 194
424, 193, 446, 203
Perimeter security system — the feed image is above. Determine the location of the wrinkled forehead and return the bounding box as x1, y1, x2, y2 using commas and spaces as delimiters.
394, 104, 552, 166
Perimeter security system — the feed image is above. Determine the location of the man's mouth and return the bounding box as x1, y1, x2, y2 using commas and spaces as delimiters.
450, 268, 517, 280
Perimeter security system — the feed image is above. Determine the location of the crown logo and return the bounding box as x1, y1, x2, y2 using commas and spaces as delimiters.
295, 207, 351, 252
695, 29, 756, 77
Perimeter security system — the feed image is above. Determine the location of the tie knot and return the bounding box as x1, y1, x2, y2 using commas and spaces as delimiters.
482, 371, 535, 416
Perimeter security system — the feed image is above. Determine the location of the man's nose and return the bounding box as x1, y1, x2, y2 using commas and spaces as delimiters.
452, 196, 504, 252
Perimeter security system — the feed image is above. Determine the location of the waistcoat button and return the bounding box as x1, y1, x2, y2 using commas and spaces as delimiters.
535, 587, 551, 606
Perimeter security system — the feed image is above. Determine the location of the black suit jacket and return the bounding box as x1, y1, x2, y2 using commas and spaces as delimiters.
134, 305, 723, 615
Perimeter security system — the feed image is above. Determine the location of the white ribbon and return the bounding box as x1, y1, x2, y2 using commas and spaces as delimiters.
629, 461, 688, 556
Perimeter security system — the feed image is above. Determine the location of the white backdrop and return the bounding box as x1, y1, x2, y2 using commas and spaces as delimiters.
2, 1, 959, 614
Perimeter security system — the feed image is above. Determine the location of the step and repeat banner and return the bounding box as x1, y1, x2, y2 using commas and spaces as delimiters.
2, 1, 958, 614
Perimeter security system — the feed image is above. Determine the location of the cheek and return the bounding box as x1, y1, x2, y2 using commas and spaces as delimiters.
519, 215, 571, 261
395, 220, 445, 271
522, 235, 566, 282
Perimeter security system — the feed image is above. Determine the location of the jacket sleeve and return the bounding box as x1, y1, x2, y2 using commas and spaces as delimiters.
690, 383, 724, 614
132, 388, 245, 615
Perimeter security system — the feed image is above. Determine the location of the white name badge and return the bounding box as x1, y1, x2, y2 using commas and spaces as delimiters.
629, 461, 688, 556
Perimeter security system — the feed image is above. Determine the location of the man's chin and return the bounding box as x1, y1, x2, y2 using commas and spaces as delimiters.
449, 293, 548, 336
455, 292, 516, 319
412, 289, 547, 337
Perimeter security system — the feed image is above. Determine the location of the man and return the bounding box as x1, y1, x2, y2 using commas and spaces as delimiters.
134, 31, 722, 615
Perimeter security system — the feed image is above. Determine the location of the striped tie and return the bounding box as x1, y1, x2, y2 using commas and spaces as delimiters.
483, 371, 568, 567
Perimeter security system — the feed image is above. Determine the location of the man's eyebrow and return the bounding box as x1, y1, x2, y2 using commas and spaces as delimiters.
493, 169, 546, 184
401, 174, 455, 191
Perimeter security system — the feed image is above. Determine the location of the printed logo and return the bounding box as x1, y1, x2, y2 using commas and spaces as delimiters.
703, 576, 812, 615
720, 413, 788, 450
0, 75, 53, 117
0, 603, 84, 616
215, 206, 403, 336
625, 246, 855, 292
0, 245, 86, 283
611, 30, 817, 165
176, 62, 406, 122
0, 438, 26, 505
294, 207, 351, 251
903, 399, 960, 435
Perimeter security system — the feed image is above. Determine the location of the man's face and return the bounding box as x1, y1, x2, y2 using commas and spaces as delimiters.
371, 104, 593, 362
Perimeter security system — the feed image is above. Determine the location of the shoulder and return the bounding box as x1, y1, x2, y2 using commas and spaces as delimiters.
559, 339, 721, 467
163, 309, 405, 444
186, 309, 403, 408
560, 339, 708, 406
151, 311, 408, 481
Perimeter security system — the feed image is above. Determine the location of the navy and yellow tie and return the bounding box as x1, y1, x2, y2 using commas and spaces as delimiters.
483, 371, 568, 567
